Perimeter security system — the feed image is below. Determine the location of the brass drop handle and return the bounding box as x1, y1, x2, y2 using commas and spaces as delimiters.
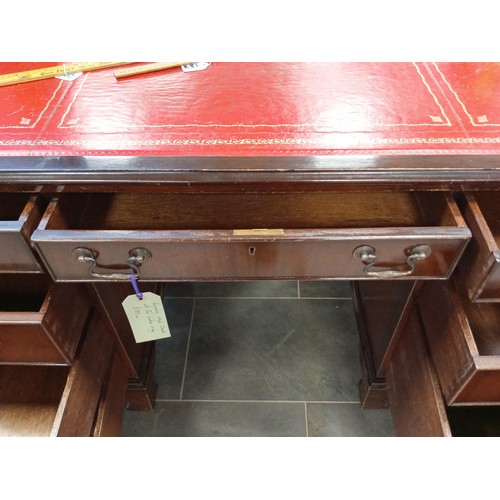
73, 247, 152, 280
353, 245, 431, 277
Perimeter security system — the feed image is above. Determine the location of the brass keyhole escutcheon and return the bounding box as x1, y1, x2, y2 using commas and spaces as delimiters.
248, 246, 256, 256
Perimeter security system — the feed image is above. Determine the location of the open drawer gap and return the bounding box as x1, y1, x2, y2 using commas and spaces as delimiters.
0, 274, 52, 312
42, 191, 462, 231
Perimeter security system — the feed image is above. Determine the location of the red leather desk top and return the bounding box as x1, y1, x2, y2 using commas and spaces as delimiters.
1, 62, 500, 157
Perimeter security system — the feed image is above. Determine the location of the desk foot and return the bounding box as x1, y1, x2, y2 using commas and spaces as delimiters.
352, 281, 421, 410
358, 350, 388, 409
89, 283, 161, 411
125, 342, 158, 411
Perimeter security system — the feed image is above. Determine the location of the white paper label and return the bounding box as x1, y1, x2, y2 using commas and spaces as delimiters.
55, 72, 83, 81
122, 292, 171, 343
182, 62, 211, 72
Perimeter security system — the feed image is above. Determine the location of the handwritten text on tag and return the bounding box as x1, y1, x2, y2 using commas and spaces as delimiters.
122, 292, 171, 343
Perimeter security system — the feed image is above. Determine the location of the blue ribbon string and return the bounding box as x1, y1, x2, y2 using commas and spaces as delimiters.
129, 274, 143, 300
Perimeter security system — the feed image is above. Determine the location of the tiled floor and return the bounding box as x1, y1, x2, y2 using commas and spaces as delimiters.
121, 281, 395, 437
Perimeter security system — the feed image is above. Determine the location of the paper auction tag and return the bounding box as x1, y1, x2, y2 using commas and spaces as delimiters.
181, 62, 211, 72
55, 72, 83, 81
122, 292, 171, 343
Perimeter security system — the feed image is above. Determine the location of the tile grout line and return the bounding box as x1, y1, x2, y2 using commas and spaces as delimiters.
164, 296, 353, 300
304, 402, 309, 437
155, 398, 362, 404
179, 298, 196, 401
153, 408, 160, 437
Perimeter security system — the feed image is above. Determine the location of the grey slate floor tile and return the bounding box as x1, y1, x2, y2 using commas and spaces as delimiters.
163, 280, 299, 298
299, 281, 352, 298
121, 281, 396, 437
154, 401, 307, 437
121, 409, 156, 437
155, 298, 194, 399
182, 298, 361, 401
307, 403, 396, 437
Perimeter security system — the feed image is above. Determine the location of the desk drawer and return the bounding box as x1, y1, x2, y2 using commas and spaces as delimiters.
0, 193, 44, 272
419, 277, 500, 405
31, 192, 470, 281
387, 305, 500, 436
458, 192, 500, 302
0, 275, 91, 364
0, 311, 124, 437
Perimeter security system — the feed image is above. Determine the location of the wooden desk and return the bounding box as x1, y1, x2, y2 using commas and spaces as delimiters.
2, 62, 500, 436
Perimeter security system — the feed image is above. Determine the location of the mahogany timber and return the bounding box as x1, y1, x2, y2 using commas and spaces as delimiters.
0, 308, 126, 436
0, 365, 69, 436
0, 194, 45, 272
31, 191, 470, 281
0, 274, 91, 364
353, 280, 422, 408
92, 349, 134, 436
51, 311, 114, 436
388, 296, 500, 436
419, 275, 500, 405
458, 192, 500, 301
386, 308, 452, 437
89, 281, 159, 410
2, 155, 500, 190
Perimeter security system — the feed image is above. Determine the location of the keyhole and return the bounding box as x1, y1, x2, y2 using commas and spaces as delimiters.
248, 246, 256, 256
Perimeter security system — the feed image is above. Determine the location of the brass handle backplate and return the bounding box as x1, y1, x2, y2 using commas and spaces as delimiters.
353, 244, 431, 278
72, 247, 152, 280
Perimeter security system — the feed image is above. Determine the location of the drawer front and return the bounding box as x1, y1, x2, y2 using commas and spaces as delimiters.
0, 194, 44, 272
0, 282, 91, 365
31, 192, 470, 281
32, 232, 470, 281
387, 304, 500, 436
0, 310, 120, 437
419, 277, 500, 405
459, 193, 500, 302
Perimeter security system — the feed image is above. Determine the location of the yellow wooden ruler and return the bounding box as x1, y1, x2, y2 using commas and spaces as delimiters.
114, 62, 193, 79
0, 62, 127, 87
